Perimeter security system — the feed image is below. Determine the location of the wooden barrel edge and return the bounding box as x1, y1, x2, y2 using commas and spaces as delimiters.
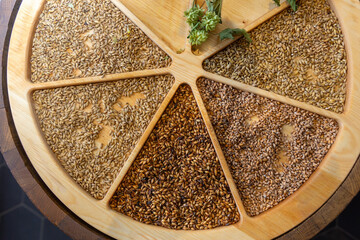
0, 0, 110, 239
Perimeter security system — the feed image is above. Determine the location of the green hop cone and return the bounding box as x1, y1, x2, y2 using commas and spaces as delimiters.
201, 11, 220, 32
189, 29, 209, 46
184, 6, 205, 26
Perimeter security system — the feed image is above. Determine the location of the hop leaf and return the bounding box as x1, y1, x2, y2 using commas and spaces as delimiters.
219, 28, 252, 42
184, 5, 205, 26
189, 29, 209, 46
273, 0, 298, 12
201, 11, 221, 32
287, 0, 298, 12
205, 0, 223, 22
273, 0, 280, 6
184, 0, 224, 46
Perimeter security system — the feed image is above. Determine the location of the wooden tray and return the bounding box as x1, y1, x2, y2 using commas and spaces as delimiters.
6, 0, 360, 239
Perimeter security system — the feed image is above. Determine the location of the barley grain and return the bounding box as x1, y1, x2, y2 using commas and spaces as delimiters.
198, 78, 338, 216
203, 0, 347, 113
110, 85, 240, 229
33, 75, 174, 199
31, 0, 171, 83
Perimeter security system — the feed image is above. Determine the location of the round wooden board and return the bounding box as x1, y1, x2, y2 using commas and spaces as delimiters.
3, 0, 360, 239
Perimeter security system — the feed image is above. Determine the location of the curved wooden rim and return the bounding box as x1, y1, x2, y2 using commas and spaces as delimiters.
2, 0, 360, 239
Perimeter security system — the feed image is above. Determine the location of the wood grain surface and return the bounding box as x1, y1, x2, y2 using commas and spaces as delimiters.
1, 0, 360, 239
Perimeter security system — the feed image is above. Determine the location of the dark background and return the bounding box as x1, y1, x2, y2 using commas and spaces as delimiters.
0, 151, 359, 240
